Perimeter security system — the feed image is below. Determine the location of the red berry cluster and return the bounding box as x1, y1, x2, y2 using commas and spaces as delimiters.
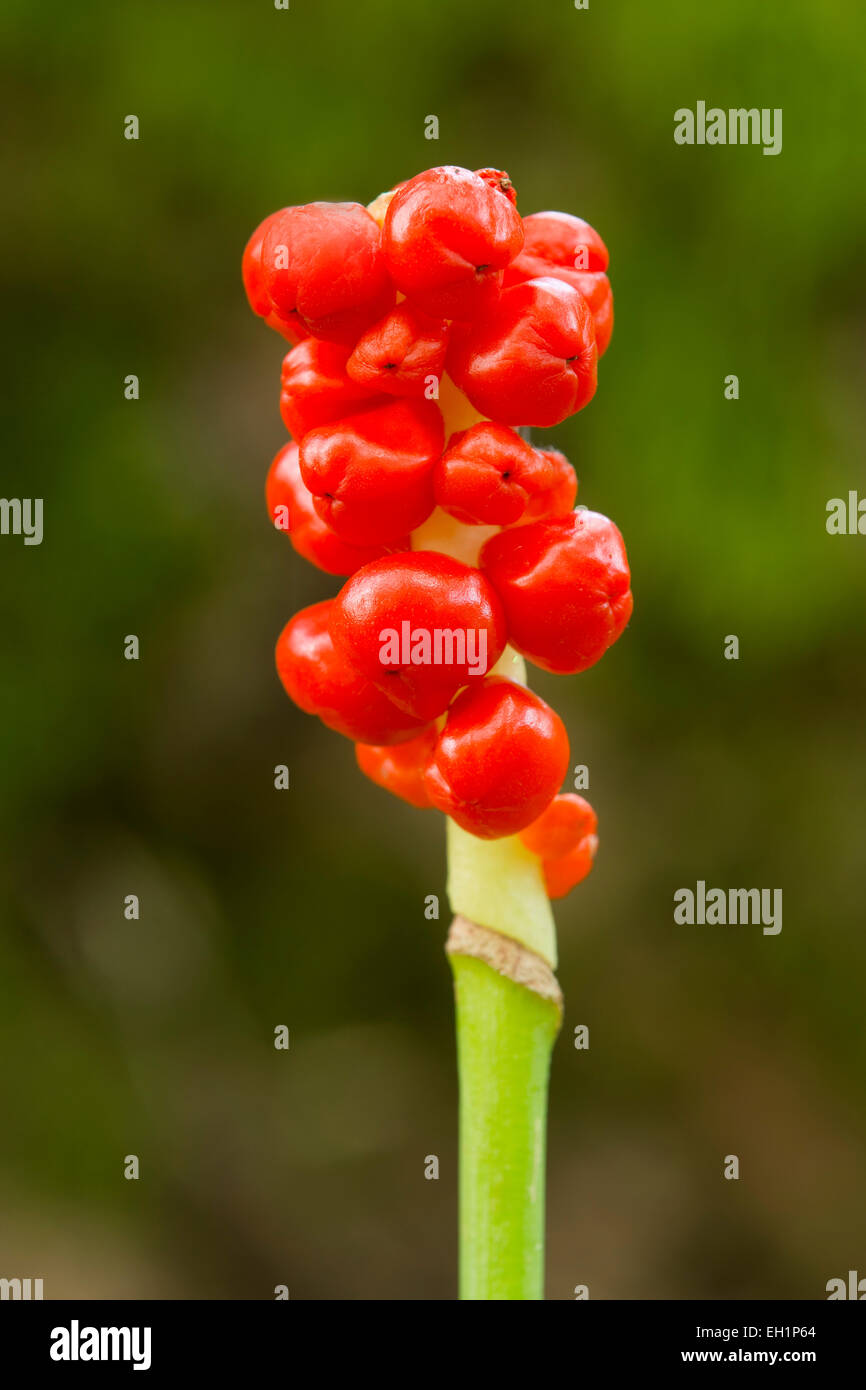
244, 165, 631, 899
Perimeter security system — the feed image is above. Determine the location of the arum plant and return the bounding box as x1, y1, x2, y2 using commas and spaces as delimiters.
242, 164, 631, 1299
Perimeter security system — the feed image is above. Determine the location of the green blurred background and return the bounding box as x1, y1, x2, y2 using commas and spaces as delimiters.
1, 0, 865, 1299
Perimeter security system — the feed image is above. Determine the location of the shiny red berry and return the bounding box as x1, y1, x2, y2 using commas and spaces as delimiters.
519, 792, 599, 899
279, 339, 383, 441
448, 276, 597, 426
519, 793, 597, 859
329, 551, 507, 721
542, 835, 598, 899
346, 303, 449, 398
299, 398, 443, 546
517, 211, 608, 272
265, 443, 407, 576
433, 422, 559, 527
355, 726, 439, 809
382, 166, 524, 321
481, 509, 632, 674
423, 678, 570, 839
275, 601, 426, 745
261, 202, 394, 344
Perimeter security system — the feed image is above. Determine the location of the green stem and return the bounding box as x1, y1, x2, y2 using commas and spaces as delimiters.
449, 950, 561, 1299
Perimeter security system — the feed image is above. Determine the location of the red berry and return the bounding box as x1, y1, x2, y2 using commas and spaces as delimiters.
275, 601, 426, 745
423, 678, 570, 839
355, 726, 438, 809
474, 167, 518, 206
329, 552, 507, 721
509, 264, 609, 358
242, 214, 309, 343
299, 398, 443, 547
542, 835, 598, 899
503, 212, 613, 355
261, 203, 394, 344
481, 510, 632, 674
433, 422, 558, 527
519, 793, 597, 859
381, 166, 524, 321
279, 339, 383, 441
265, 443, 407, 576
448, 276, 597, 426
518, 211, 609, 273
520, 448, 578, 522
346, 303, 449, 397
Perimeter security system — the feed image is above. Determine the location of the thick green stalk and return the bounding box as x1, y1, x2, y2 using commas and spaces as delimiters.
449, 949, 561, 1299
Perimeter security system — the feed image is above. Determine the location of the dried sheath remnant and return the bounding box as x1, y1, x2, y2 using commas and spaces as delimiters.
446, 914, 563, 1015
